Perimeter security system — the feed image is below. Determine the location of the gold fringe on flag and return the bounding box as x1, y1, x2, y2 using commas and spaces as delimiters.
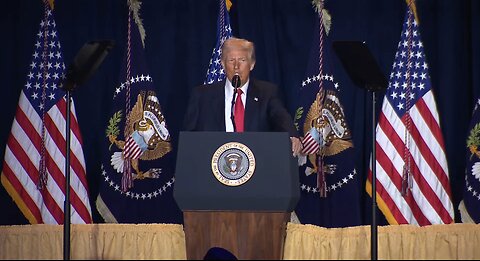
226, 0, 232, 12
48, 0, 54, 9
311, 0, 331, 35
405, 0, 419, 24
128, 0, 146, 47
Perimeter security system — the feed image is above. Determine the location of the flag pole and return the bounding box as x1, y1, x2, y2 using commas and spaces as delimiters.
63, 90, 73, 260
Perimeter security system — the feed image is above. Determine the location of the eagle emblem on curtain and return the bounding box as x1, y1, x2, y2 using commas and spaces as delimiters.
107, 90, 171, 182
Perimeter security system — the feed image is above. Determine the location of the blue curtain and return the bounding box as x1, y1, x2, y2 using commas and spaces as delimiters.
1, 0, 478, 225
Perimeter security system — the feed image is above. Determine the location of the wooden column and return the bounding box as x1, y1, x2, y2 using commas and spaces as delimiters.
183, 211, 290, 260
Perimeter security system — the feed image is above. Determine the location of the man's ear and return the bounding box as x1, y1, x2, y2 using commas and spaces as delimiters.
250, 62, 255, 71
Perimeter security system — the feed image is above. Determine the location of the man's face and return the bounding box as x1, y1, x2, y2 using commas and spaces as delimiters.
222, 45, 255, 86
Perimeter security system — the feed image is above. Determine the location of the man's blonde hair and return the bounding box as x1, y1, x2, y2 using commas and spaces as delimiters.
221, 37, 256, 62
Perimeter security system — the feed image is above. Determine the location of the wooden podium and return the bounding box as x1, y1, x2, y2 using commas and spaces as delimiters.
174, 132, 300, 260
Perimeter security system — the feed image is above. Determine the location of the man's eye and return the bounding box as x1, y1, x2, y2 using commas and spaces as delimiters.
227, 58, 247, 64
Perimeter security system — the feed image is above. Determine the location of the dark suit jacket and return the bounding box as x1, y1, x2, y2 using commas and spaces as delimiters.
183, 79, 298, 137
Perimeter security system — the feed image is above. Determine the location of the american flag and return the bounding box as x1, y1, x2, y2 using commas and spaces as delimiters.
367, 7, 454, 225
0, 4, 92, 224
204, 0, 233, 84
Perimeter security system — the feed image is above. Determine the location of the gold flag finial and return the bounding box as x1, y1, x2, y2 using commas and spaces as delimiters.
47, 0, 54, 9
226, 0, 232, 11
405, 0, 419, 24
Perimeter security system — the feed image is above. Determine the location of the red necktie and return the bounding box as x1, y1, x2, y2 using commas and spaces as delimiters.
234, 89, 244, 132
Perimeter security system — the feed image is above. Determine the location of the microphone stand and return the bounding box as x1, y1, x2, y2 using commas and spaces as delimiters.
230, 89, 237, 132
230, 74, 241, 132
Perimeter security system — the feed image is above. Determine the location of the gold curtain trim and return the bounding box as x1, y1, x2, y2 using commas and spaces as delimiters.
3, 222, 480, 259
0, 223, 186, 260
284, 222, 480, 259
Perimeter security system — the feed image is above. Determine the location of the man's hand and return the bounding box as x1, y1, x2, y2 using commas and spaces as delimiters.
290, 137, 303, 157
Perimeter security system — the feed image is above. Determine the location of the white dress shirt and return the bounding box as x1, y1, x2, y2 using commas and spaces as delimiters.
224, 78, 249, 132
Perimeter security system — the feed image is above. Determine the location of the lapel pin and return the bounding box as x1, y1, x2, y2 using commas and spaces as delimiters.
254, 97, 258, 102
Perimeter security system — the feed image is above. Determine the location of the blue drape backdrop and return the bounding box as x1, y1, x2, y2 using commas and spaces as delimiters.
1, 0, 479, 225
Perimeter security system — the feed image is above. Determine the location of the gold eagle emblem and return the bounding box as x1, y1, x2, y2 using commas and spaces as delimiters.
107, 90, 171, 180
304, 89, 353, 169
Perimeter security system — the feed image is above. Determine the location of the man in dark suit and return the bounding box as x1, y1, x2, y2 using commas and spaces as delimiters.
184, 37, 302, 156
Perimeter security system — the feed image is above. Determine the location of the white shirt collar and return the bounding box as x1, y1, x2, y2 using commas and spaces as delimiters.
225, 78, 249, 96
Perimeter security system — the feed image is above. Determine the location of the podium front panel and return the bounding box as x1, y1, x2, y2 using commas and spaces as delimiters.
174, 131, 300, 212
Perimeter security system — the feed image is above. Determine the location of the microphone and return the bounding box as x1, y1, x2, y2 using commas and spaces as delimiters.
232, 74, 241, 89
230, 74, 241, 132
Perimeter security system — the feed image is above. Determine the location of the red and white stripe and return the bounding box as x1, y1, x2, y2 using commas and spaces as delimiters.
123, 135, 142, 159
1, 91, 92, 224
302, 130, 320, 155
369, 90, 454, 225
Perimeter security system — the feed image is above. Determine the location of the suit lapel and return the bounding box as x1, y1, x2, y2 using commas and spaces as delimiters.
213, 81, 226, 131
245, 80, 260, 131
